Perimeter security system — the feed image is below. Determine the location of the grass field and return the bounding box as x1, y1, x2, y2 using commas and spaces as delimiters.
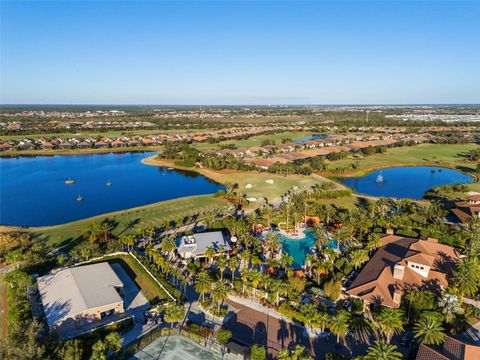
0, 276, 7, 339
193, 131, 316, 151
24, 194, 227, 249
328, 143, 479, 176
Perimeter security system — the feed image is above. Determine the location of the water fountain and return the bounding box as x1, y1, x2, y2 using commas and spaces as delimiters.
376, 171, 384, 183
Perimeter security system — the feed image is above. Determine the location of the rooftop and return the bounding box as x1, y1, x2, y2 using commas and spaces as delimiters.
37, 262, 123, 328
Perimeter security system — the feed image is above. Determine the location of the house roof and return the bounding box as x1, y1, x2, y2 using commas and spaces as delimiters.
176, 231, 231, 256
346, 235, 460, 307
416, 336, 480, 360
38, 262, 123, 327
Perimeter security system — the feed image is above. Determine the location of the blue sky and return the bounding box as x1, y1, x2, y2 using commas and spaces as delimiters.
1, 1, 479, 105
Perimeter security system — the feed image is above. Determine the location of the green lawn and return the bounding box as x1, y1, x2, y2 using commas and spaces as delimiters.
0, 276, 7, 339
328, 143, 479, 176
193, 131, 316, 151
28, 194, 227, 249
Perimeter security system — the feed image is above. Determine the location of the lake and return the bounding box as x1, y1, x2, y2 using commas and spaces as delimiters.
0, 152, 223, 227
338, 166, 472, 199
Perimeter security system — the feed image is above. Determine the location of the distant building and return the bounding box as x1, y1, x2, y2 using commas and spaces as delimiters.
37, 262, 125, 335
346, 235, 461, 308
175, 231, 231, 260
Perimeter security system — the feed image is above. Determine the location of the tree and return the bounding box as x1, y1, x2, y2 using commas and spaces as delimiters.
217, 256, 228, 281
278, 345, 312, 360
438, 294, 464, 323
414, 313, 446, 345
329, 310, 351, 344
349, 249, 369, 269
196, 271, 212, 303
205, 245, 217, 266
119, 234, 135, 251
105, 332, 123, 353
165, 303, 185, 329
264, 232, 281, 259
453, 257, 480, 298
228, 257, 239, 282
211, 281, 229, 313
56, 339, 83, 360
375, 307, 404, 343
250, 344, 266, 360
160, 236, 177, 260
364, 340, 403, 360
216, 328, 232, 356
91, 340, 107, 360
323, 279, 342, 301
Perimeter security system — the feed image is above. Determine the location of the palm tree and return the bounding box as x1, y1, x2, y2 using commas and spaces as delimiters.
217, 257, 228, 281
329, 310, 350, 344
228, 257, 239, 282
195, 271, 212, 302
100, 222, 113, 242
349, 249, 369, 270
280, 253, 293, 270
366, 233, 381, 253
453, 257, 480, 298
364, 340, 403, 360
264, 232, 281, 259
119, 234, 135, 251
261, 205, 274, 229
210, 281, 229, 313
316, 311, 330, 334
375, 307, 404, 343
160, 236, 176, 259
312, 224, 328, 251
204, 245, 217, 266
414, 314, 445, 345
278, 345, 312, 360
301, 303, 320, 332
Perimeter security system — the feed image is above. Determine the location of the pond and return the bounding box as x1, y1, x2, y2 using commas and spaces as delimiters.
0, 152, 224, 227
279, 229, 338, 268
338, 166, 472, 199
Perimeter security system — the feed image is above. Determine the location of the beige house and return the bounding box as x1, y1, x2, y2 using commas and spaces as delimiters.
37, 262, 125, 335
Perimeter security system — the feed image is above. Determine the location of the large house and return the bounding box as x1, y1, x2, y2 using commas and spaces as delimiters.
415, 335, 480, 360
346, 234, 461, 308
175, 231, 231, 260
37, 262, 125, 336
451, 195, 480, 224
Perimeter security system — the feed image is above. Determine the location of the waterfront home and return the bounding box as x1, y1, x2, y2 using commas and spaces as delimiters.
346, 235, 461, 308
111, 139, 126, 147
175, 231, 231, 260
41, 141, 55, 150
37, 262, 125, 337
0, 142, 14, 151
94, 141, 108, 148
77, 141, 91, 149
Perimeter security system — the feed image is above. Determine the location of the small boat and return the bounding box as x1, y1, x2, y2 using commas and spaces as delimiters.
167, 167, 174, 170
376, 171, 384, 183
65, 178, 75, 185
431, 169, 436, 173
106, 181, 112, 186
76, 195, 84, 202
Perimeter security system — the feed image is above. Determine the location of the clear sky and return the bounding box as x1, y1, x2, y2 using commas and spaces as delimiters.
1, 1, 479, 105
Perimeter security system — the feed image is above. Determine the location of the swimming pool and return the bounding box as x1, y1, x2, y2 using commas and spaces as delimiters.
279, 229, 337, 268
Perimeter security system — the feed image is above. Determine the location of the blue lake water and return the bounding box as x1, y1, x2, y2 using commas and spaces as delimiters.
292, 134, 328, 143
0, 152, 224, 226
339, 166, 472, 199
279, 229, 338, 268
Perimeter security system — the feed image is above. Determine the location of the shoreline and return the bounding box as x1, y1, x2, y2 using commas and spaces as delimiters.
0, 146, 161, 157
